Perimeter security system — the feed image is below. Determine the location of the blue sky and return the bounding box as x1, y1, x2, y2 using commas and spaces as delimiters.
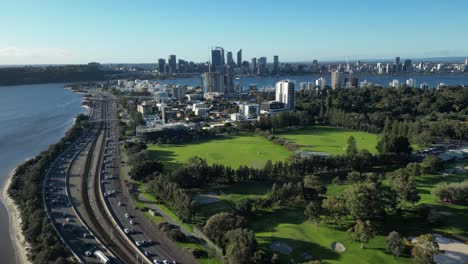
0, 0, 467, 64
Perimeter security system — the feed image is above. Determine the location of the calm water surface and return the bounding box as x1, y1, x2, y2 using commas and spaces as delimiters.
0, 83, 85, 264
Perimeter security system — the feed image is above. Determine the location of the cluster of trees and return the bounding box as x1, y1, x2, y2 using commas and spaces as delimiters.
203, 213, 271, 264
129, 160, 163, 182
0, 64, 121, 85
296, 86, 468, 141
433, 180, 468, 205
147, 176, 199, 221
8, 114, 90, 263
167, 153, 393, 190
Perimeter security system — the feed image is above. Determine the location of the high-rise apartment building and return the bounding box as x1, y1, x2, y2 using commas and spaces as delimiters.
331, 70, 342, 89
275, 80, 295, 111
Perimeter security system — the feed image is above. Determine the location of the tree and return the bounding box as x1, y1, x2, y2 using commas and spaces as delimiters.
235, 199, 254, 216
386, 231, 405, 258
345, 182, 386, 220
303, 175, 327, 200
129, 160, 163, 182
224, 228, 258, 264
377, 134, 412, 154
203, 213, 247, 248
421, 155, 443, 173
347, 171, 364, 183
332, 176, 342, 185
411, 234, 439, 264
322, 196, 348, 225
304, 200, 322, 223
347, 219, 375, 249
346, 136, 358, 156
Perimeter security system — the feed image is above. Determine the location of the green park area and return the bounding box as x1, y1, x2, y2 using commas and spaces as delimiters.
147, 134, 292, 169
197, 161, 468, 263
275, 126, 379, 154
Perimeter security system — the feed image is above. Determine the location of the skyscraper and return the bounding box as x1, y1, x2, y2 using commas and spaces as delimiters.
404, 59, 412, 72
251, 57, 257, 74
227, 51, 234, 67
312, 60, 319, 73
395, 56, 401, 65
158, 58, 165, 73
237, 49, 242, 67
275, 80, 295, 111
331, 70, 342, 89
211, 47, 225, 72
168, 55, 177, 73
273, 55, 279, 74
257, 57, 267, 75
406, 78, 417, 88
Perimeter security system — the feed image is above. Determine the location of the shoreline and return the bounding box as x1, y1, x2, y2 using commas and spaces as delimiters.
1, 168, 31, 264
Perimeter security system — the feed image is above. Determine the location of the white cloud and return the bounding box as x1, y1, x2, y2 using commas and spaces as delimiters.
0, 47, 71, 58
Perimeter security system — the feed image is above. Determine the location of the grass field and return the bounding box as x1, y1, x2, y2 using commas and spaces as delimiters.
148, 134, 292, 169
275, 126, 379, 155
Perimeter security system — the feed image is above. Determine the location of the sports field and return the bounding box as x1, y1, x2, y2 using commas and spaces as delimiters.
275, 126, 379, 154
147, 134, 292, 169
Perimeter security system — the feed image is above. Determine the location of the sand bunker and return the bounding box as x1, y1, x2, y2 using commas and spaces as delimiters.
331, 242, 346, 252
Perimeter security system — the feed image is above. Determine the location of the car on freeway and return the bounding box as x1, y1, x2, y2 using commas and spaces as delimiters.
136, 241, 141, 247
85, 251, 92, 257
124, 228, 130, 234
125, 213, 130, 218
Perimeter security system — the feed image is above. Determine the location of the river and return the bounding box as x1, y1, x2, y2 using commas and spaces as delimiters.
0, 83, 85, 264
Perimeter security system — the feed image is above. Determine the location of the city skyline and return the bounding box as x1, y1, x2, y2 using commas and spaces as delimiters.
1, 0, 468, 64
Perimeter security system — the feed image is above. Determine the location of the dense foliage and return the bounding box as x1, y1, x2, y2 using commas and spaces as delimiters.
8, 114, 89, 263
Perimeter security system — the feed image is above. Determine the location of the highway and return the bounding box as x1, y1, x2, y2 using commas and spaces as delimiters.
44, 97, 114, 264
46, 92, 196, 264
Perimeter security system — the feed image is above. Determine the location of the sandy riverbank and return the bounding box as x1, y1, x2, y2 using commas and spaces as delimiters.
1, 168, 31, 264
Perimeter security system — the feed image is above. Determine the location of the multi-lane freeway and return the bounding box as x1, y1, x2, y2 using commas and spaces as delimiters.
44, 92, 196, 264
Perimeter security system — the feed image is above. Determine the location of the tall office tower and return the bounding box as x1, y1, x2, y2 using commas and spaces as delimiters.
312, 60, 319, 73
168, 55, 177, 73
406, 78, 417, 88
227, 51, 234, 67
211, 47, 225, 72
257, 57, 267, 75
404, 59, 412, 72
251, 57, 257, 74
330, 70, 342, 89
275, 80, 295, 111
395, 56, 401, 65
465, 58, 468, 65
273, 55, 279, 74
158, 58, 166, 73
237, 49, 242, 67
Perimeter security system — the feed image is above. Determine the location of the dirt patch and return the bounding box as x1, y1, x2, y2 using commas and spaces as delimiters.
331, 242, 346, 252
270, 241, 293, 255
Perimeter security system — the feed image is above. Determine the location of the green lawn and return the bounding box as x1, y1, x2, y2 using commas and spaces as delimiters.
275, 126, 379, 155
148, 134, 292, 169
